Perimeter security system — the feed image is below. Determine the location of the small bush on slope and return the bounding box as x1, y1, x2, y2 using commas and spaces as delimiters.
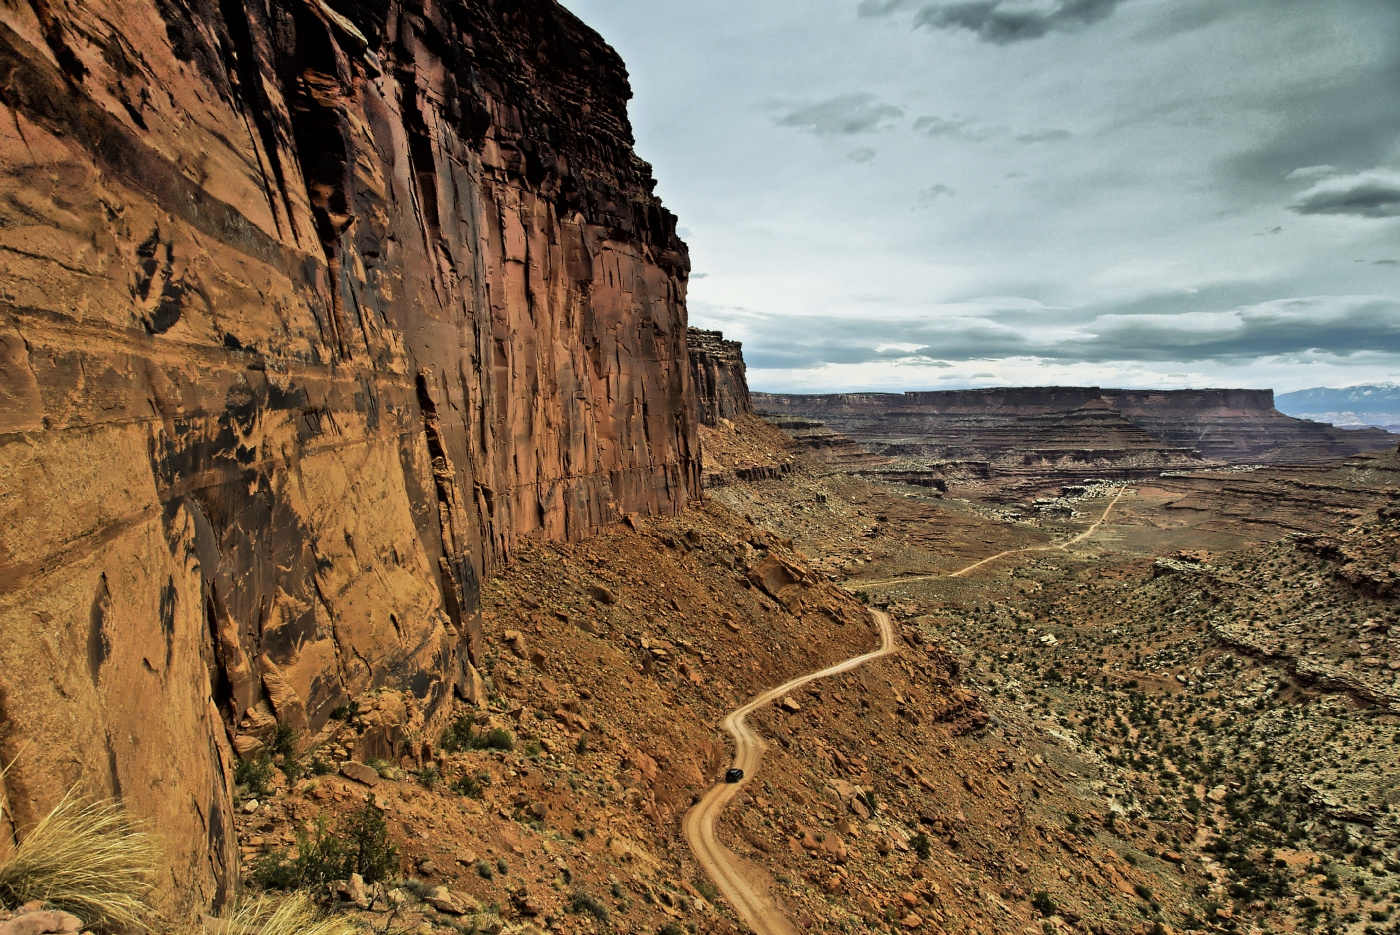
252, 797, 398, 889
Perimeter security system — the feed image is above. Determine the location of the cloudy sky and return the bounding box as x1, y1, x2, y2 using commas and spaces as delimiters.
557, 0, 1400, 393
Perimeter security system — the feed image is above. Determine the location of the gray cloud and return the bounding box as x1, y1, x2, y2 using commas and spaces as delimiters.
856, 0, 916, 14
1225, 10, 1400, 190
913, 114, 988, 140
776, 94, 904, 135
707, 294, 1400, 370
1138, 0, 1231, 39
860, 0, 1130, 43
1289, 169, 1400, 219
561, 0, 1399, 390
1016, 128, 1072, 143
1085, 297, 1400, 360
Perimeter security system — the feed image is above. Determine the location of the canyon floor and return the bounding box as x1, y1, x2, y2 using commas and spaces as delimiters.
229, 415, 1400, 935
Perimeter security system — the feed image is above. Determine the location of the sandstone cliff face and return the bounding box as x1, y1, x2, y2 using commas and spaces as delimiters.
0, 0, 697, 911
687, 327, 751, 426
754, 388, 1393, 466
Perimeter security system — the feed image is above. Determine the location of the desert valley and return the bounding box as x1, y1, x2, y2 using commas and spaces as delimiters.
0, 2, 1397, 935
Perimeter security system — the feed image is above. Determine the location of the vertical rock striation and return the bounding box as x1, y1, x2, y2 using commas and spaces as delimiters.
0, 0, 697, 910
688, 328, 752, 426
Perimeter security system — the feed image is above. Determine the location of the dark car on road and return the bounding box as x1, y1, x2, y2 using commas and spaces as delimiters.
725, 768, 744, 783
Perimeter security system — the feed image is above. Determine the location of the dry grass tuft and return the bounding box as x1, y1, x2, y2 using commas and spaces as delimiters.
0, 789, 158, 931
213, 892, 362, 935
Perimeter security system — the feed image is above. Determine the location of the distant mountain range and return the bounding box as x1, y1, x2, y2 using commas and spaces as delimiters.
1275, 383, 1400, 432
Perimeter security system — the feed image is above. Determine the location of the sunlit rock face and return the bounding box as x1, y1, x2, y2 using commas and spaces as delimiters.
0, 0, 698, 910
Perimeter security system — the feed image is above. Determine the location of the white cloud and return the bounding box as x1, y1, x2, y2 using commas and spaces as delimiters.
1285, 165, 1338, 181
748, 350, 1400, 395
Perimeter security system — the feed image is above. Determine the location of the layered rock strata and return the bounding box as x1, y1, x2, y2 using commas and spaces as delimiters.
1100, 389, 1391, 463
758, 414, 890, 470
688, 327, 751, 426
0, 0, 697, 911
755, 387, 1393, 466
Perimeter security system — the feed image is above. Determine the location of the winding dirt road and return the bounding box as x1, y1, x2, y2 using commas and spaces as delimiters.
683, 486, 1131, 933
682, 608, 896, 935
861, 484, 1129, 588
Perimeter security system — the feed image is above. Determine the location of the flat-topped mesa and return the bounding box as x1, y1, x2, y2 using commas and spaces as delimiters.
1104, 388, 1277, 411
688, 328, 753, 425
1101, 389, 1394, 462
900, 386, 1107, 412
0, 0, 698, 910
753, 386, 1394, 467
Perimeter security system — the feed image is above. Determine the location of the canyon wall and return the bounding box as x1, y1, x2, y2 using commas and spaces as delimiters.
0, 0, 697, 911
687, 328, 751, 426
755, 388, 1394, 465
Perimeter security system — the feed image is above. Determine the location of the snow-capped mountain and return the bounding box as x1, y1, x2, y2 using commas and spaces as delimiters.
1275, 384, 1400, 432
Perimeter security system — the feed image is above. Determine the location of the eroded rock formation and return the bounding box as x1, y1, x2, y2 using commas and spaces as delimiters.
0, 0, 697, 911
759, 414, 890, 469
687, 328, 751, 426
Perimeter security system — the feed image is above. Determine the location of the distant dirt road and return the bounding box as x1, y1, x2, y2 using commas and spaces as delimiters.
861, 483, 1130, 588
682, 608, 896, 935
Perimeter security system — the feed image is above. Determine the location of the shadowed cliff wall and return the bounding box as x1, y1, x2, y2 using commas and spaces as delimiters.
688, 328, 751, 426
0, 0, 697, 911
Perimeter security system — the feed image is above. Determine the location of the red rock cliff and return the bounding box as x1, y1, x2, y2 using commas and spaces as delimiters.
0, 0, 698, 911
688, 327, 752, 425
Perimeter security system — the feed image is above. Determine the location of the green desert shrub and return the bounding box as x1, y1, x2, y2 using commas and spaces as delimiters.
252, 797, 399, 889
1031, 891, 1057, 918
440, 713, 514, 753
235, 752, 275, 797
567, 889, 609, 922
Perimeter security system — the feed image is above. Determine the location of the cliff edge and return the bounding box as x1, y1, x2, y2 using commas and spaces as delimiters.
0, 0, 697, 911
688, 327, 752, 426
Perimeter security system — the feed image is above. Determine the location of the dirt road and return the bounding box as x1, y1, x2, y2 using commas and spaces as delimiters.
682, 608, 896, 935
683, 488, 1127, 932
861, 484, 1130, 588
